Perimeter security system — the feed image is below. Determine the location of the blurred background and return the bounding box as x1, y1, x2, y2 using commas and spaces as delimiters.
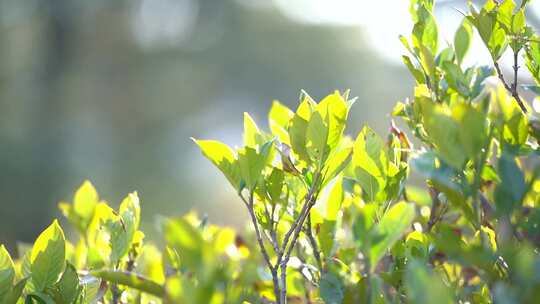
2, 0, 540, 250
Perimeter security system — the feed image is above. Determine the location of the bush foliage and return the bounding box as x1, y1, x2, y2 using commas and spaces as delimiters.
3, 0, 540, 303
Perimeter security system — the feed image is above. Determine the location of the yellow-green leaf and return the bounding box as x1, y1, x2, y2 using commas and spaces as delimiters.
243, 112, 261, 147
317, 92, 348, 149
30, 220, 66, 291
268, 100, 293, 145
73, 180, 98, 223
369, 202, 415, 271
164, 218, 206, 269
419, 99, 466, 169
192, 139, 242, 190
0, 244, 15, 300
306, 111, 329, 163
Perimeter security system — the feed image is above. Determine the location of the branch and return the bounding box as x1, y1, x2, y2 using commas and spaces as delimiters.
276, 172, 321, 304
304, 215, 323, 271
240, 191, 280, 302
512, 50, 528, 113
241, 193, 273, 270
426, 186, 441, 232
494, 61, 513, 92
494, 57, 528, 113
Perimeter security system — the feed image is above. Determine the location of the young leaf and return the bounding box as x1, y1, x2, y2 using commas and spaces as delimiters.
352, 127, 387, 202
288, 98, 314, 162
322, 145, 352, 187
243, 112, 261, 147
368, 202, 415, 271
30, 220, 66, 291
192, 139, 242, 190
58, 180, 99, 233
455, 18, 472, 64
306, 111, 329, 163
268, 100, 294, 145
73, 180, 98, 225
317, 92, 348, 149
237, 141, 273, 190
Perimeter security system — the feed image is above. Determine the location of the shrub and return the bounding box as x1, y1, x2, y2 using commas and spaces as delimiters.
2, 0, 540, 303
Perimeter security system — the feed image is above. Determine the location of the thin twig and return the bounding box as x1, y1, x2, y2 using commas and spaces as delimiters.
304, 215, 323, 271
277, 172, 321, 304
494, 58, 527, 113
240, 192, 281, 302
280, 194, 318, 303
512, 50, 528, 113
426, 186, 441, 232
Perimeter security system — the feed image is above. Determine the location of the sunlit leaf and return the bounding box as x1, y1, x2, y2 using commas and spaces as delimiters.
30, 220, 66, 291
369, 202, 415, 271
0, 245, 15, 300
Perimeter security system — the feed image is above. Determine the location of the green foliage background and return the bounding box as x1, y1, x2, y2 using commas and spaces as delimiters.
4, 0, 540, 303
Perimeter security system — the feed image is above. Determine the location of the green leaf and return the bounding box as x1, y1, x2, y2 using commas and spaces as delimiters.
405, 260, 453, 304
288, 98, 315, 162
488, 84, 528, 146
369, 202, 415, 271
90, 270, 165, 297
120, 191, 141, 230
266, 167, 284, 203
454, 18, 472, 64
317, 92, 349, 149
412, 5, 438, 55
0, 245, 15, 301
352, 127, 387, 202
402, 55, 426, 83
317, 177, 343, 257
442, 62, 470, 96
106, 194, 141, 265
243, 112, 262, 147
192, 139, 242, 190
452, 102, 488, 159
494, 153, 526, 215
418, 99, 466, 169
80, 276, 102, 303
164, 218, 205, 269
73, 180, 98, 224
25, 292, 55, 304
54, 263, 80, 304
238, 141, 273, 190
512, 9, 526, 34
3, 278, 27, 304
497, 0, 515, 31
268, 100, 293, 145
353, 204, 378, 250
30, 220, 66, 291
320, 272, 344, 304
322, 145, 352, 187
58, 180, 99, 233
306, 111, 329, 163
